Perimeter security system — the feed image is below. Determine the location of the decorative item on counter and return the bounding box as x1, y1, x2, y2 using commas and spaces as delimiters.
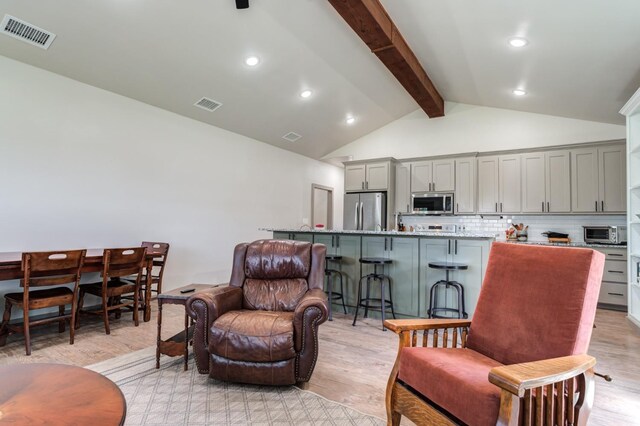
409, 226, 414, 232
314, 224, 325, 229
506, 223, 528, 241
541, 231, 571, 244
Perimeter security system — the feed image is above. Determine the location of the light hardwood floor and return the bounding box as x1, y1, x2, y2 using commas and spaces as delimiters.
0, 306, 638, 425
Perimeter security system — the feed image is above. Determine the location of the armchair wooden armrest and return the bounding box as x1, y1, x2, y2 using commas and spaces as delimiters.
489, 354, 596, 425
489, 354, 596, 397
384, 318, 472, 333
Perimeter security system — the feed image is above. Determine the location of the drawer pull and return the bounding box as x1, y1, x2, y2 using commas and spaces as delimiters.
607, 292, 624, 296
607, 270, 624, 274
608, 254, 624, 257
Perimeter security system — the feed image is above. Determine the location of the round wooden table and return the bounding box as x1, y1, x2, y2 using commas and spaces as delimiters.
0, 364, 126, 425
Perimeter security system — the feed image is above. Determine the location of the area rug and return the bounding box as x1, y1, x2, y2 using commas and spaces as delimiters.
88, 347, 385, 426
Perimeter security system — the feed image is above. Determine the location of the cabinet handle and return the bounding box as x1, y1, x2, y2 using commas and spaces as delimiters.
607, 292, 624, 296
500, 203, 503, 212
456, 203, 459, 213
601, 201, 604, 211
336, 235, 340, 247
448, 240, 451, 255
547, 202, 550, 212
331, 235, 335, 247
366, 181, 369, 190
407, 204, 410, 213
595, 201, 598, 212
384, 237, 388, 251
542, 202, 544, 212
495, 203, 498, 212
455, 240, 458, 255
390, 238, 393, 251
432, 182, 435, 191
362, 182, 364, 190
608, 254, 624, 257
608, 270, 624, 274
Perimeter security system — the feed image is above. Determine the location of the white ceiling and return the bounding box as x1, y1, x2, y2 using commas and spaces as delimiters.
1, 1, 639, 160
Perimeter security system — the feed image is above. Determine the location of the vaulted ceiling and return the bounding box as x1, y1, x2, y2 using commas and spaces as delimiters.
1, 1, 639, 160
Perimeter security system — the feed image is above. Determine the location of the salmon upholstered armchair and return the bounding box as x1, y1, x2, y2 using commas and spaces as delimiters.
385, 242, 605, 426
186, 239, 328, 386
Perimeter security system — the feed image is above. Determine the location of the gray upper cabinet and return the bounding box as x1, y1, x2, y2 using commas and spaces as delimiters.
395, 162, 411, 214
598, 145, 626, 213
345, 164, 366, 192
571, 144, 626, 213
521, 152, 546, 213
455, 157, 476, 214
498, 154, 521, 213
477, 156, 500, 213
345, 161, 390, 192
545, 150, 571, 213
411, 159, 455, 193
519, 150, 572, 214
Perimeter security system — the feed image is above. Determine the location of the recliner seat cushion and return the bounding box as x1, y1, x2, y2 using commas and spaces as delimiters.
209, 310, 295, 362
398, 347, 503, 426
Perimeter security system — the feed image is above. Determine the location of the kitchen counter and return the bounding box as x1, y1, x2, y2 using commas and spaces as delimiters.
261, 228, 497, 240
501, 240, 627, 249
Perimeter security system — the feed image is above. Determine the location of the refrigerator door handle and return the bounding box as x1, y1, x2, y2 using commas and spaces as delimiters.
355, 201, 360, 230
360, 202, 365, 230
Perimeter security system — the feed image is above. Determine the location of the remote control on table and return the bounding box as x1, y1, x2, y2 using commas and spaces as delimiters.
180, 288, 195, 294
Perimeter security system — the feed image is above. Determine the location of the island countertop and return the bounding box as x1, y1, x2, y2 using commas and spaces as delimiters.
261, 228, 497, 240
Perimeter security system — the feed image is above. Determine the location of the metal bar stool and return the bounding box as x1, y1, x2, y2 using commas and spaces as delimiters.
352, 257, 395, 331
427, 262, 468, 319
325, 254, 347, 321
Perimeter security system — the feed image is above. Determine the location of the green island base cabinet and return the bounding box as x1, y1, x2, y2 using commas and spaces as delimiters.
271, 231, 492, 319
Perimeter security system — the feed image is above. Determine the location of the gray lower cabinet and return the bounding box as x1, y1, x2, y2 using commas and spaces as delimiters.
313, 234, 362, 308
595, 247, 628, 310
419, 238, 490, 318
360, 236, 420, 317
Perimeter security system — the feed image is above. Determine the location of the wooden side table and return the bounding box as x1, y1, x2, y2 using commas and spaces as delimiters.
0, 364, 126, 425
156, 284, 224, 370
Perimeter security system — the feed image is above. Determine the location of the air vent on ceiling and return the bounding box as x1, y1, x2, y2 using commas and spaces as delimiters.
282, 132, 302, 142
194, 97, 223, 112
0, 15, 56, 50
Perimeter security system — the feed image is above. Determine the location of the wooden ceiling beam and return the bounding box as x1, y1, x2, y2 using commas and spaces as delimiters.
328, 0, 445, 118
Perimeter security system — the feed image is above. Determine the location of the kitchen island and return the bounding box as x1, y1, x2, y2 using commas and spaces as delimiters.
264, 228, 496, 319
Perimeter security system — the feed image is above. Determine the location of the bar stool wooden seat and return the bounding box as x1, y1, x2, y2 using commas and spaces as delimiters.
353, 257, 395, 331
0, 249, 86, 355
427, 261, 468, 319
325, 254, 347, 321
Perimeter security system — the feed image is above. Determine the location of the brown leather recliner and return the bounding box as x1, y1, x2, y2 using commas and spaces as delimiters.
186, 239, 328, 386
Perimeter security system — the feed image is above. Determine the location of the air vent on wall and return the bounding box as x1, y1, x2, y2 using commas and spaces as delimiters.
0, 15, 56, 50
194, 97, 222, 112
282, 132, 302, 142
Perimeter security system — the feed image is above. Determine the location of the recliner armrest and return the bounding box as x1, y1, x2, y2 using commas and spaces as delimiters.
293, 288, 328, 351
489, 354, 596, 397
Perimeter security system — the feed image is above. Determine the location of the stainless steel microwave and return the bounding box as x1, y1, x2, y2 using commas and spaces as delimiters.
411, 192, 454, 215
583, 225, 627, 245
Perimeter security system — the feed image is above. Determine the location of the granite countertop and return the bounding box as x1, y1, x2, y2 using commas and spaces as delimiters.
501, 240, 627, 249
262, 228, 497, 239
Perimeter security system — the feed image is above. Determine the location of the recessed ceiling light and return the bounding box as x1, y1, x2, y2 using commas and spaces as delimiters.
245, 56, 259, 67
346, 116, 356, 125
512, 89, 527, 96
300, 90, 312, 99
508, 37, 528, 48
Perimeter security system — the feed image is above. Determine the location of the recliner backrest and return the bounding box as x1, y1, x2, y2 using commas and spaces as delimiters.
466, 242, 604, 365
230, 240, 317, 311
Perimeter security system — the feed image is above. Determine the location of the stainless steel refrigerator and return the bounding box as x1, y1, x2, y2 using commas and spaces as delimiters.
343, 192, 387, 231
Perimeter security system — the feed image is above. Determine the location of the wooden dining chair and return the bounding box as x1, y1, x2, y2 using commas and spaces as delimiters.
0, 249, 86, 355
140, 241, 170, 296
76, 247, 146, 335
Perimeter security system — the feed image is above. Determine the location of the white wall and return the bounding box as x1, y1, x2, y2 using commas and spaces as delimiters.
0, 56, 343, 296
325, 102, 626, 160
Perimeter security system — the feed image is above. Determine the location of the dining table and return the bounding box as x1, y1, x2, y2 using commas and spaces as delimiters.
0, 247, 165, 322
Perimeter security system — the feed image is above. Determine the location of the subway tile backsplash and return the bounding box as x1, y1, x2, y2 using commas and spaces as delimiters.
400, 214, 626, 242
